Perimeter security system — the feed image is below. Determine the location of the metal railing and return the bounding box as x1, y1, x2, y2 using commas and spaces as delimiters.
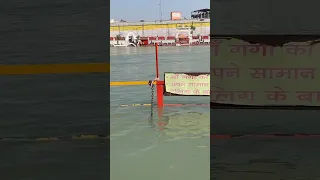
110, 19, 210, 27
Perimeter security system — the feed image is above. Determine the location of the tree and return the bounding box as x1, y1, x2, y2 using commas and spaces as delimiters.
116, 34, 121, 40
190, 25, 196, 35
116, 34, 121, 44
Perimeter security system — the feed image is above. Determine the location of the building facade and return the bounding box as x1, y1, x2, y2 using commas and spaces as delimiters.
110, 19, 210, 37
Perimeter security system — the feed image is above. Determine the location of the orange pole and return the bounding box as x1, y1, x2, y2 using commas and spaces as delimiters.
156, 81, 164, 129
155, 43, 159, 78
155, 43, 164, 126
156, 81, 164, 107
155, 43, 164, 107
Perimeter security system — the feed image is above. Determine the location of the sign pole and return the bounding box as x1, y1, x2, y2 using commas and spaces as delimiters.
155, 43, 164, 128
155, 43, 164, 107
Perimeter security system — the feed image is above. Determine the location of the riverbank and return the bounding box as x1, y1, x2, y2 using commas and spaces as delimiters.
110, 19, 210, 47
110, 35, 210, 47
110, 19, 210, 37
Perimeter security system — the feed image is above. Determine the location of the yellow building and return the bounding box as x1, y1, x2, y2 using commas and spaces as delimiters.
110, 19, 210, 37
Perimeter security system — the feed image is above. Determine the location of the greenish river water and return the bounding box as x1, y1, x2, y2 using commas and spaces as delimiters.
110, 46, 210, 180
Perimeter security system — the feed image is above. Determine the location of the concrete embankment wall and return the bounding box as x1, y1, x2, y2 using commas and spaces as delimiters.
110, 19, 210, 37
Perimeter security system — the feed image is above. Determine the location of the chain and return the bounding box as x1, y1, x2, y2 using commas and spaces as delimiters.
148, 80, 155, 127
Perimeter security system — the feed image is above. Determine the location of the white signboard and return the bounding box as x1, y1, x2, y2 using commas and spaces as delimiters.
164, 73, 210, 96
211, 38, 320, 106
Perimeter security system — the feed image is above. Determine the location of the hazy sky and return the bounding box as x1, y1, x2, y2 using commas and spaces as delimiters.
110, 0, 209, 22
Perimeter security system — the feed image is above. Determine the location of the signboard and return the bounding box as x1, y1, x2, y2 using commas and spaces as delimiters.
211, 38, 320, 106
170, 12, 182, 20
164, 72, 210, 96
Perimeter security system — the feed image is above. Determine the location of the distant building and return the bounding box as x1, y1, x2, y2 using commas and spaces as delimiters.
191, 9, 210, 19
110, 19, 119, 23
170, 12, 182, 20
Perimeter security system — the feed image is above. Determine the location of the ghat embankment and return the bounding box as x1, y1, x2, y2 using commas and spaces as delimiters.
110, 19, 210, 37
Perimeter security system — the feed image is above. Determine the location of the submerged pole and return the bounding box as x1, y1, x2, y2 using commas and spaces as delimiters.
155, 43, 164, 128
155, 43, 163, 107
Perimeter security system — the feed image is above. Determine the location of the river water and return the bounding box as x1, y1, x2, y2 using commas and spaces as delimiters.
211, 109, 320, 180
210, 1, 320, 177
110, 46, 210, 180
0, 0, 109, 179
